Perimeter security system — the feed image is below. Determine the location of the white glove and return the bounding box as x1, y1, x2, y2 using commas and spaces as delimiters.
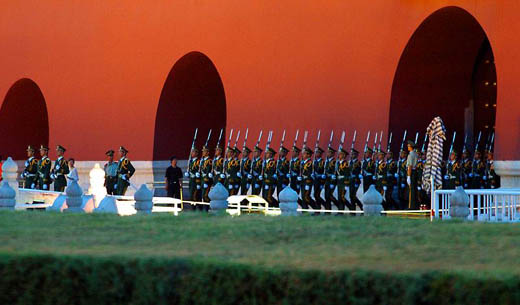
220, 174, 226, 179
30, 183, 36, 189
56, 165, 60, 170
304, 185, 310, 191
228, 185, 233, 190
273, 174, 277, 179
331, 175, 336, 180
372, 176, 376, 180
114, 184, 118, 189
358, 174, 363, 179
286, 174, 291, 179
248, 174, 252, 179
483, 176, 487, 180
444, 175, 449, 180
259, 175, 263, 181
43, 184, 48, 190
469, 173, 473, 177
184, 172, 189, 178
264, 185, 269, 190
254, 184, 260, 188
50, 173, 56, 180
297, 176, 302, 181
401, 184, 406, 188
330, 185, 335, 189
311, 173, 316, 179
203, 184, 208, 188
195, 172, 200, 178
383, 186, 387, 191
122, 174, 128, 181
321, 174, 326, 179
417, 186, 421, 190
406, 176, 411, 185
209, 173, 213, 178
237, 172, 242, 178
394, 173, 399, 178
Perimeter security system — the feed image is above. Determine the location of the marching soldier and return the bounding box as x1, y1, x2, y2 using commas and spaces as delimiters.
385, 151, 398, 210
225, 147, 241, 195
443, 150, 461, 190
300, 147, 316, 209
324, 146, 338, 211
416, 150, 427, 209
471, 150, 486, 189
186, 147, 201, 201
406, 140, 418, 210
313, 147, 326, 209
213, 146, 225, 185
361, 147, 375, 193
349, 149, 363, 210
262, 147, 278, 207
375, 149, 387, 201
116, 146, 136, 196
104, 150, 118, 195
289, 146, 302, 193
336, 148, 353, 211
240, 147, 252, 195
251, 146, 263, 195
37, 145, 52, 191
276, 147, 290, 198
397, 148, 408, 209
200, 146, 213, 204
461, 148, 472, 189
485, 151, 500, 189
52, 145, 70, 192
22, 145, 39, 189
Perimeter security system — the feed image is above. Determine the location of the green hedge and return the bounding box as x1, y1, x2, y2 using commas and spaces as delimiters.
0, 255, 518, 305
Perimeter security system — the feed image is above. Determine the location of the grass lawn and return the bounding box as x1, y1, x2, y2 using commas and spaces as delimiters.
0, 210, 519, 277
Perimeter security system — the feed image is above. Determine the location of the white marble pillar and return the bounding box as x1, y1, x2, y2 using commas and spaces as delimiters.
278, 186, 299, 216
0, 181, 16, 210
88, 163, 107, 208
449, 186, 469, 219
209, 183, 228, 213
134, 184, 153, 214
361, 185, 383, 216
64, 180, 84, 212
1, 157, 19, 201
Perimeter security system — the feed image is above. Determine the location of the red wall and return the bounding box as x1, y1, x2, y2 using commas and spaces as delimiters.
0, 1, 518, 160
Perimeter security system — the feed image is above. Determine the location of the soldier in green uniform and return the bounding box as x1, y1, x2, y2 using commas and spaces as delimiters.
115, 146, 136, 196
200, 146, 213, 205
375, 149, 387, 201
485, 151, 500, 189
406, 141, 418, 210
251, 146, 263, 195
397, 149, 408, 209
289, 146, 302, 193
240, 147, 252, 195
461, 148, 472, 189
276, 146, 290, 198
262, 147, 278, 207
443, 150, 461, 190
52, 145, 70, 192
104, 150, 118, 195
300, 147, 316, 209
324, 147, 338, 211
213, 146, 225, 185
415, 150, 427, 209
385, 151, 398, 210
185, 147, 201, 201
313, 147, 326, 209
349, 149, 363, 210
37, 145, 52, 191
361, 147, 375, 193
336, 148, 353, 211
471, 150, 486, 189
22, 145, 39, 189
225, 147, 241, 195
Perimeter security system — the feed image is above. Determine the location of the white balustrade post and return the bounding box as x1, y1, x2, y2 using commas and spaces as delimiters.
449, 186, 469, 219
278, 186, 299, 216
361, 185, 383, 216
2, 157, 19, 202
0, 181, 16, 210
209, 183, 228, 214
64, 180, 84, 212
134, 184, 153, 214
88, 163, 107, 208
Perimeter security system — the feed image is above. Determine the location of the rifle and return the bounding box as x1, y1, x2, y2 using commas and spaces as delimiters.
262, 131, 273, 176
242, 128, 249, 151
325, 130, 334, 176
350, 130, 357, 161
396, 130, 407, 188
187, 128, 198, 173
233, 130, 241, 149
421, 133, 428, 152
386, 132, 393, 155
447, 131, 456, 162
215, 128, 224, 151
250, 130, 263, 176
289, 130, 300, 178
485, 132, 495, 179
276, 130, 286, 175
363, 131, 371, 153
292, 130, 300, 149
312, 130, 321, 175
199, 129, 212, 174
471, 131, 482, 177
400, 130, 407, 153
377, 131, 383, 152
335, 131, 346, 173
462, 134, 468, 154
223, 129, 233, 174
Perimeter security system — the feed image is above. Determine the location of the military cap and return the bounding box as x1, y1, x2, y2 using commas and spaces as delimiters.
40, 145, 49, 151
202, 145, 210, 151
303, 147, 313, 155
377, 149, 386, 155
215, 146, 223, 151
56, 145, 66, 152
407, 140, 416, 148
280, 146, 289, 153
474, 150, 482, 155
106, 149, 115, 156
365, 147, 373, 153
254, 146, 263, 152
191, 147, 199, 153
450, 150, 458, 156
243, 146, 252, 153
266, 147, 277, 154
327, 146, 337, 153
292, 146, 301, 153
26, 145, 35, 152
351, 148, 359, 154
315, 147, 324, 153
119, 146, 129, 153
339, 148, 349, 154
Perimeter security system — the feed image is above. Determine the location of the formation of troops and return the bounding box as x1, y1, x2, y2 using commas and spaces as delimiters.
21, 145, 135, 196
185, 128, 500, 211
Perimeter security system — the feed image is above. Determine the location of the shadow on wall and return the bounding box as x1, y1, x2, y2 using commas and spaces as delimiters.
388, 6, 497, 155
0, 78, 49, 160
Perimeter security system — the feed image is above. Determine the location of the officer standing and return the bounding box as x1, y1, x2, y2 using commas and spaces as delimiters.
262, 147, 278, 207
485, 151, 500, 189
240, 147, 252, 195
361, 148, 375, 193
289, 146, 302, 193
349, 149, 363, 210
324, 146, 338, 211
251, 146, 263, 195
276, 146, 290, 198
397, 149, 408, 209
22, 145, 39, 189
443, 150, 461, 190
104, 150, 118, 195
313, 147, 326, 209
37, 145, 52, 191
213, 146, 225, 185
165, 156, 182, 199
406, 141, 418, 209
52, 145, 70, 192
116, 146, 136, 196
186, 147, 201, 201
224, 147, 241, 195
375, 149, 387, 198
471, 150, 485, 189
336, 148, 353, 212
461, 148, 472, 189
300, 147, 315, 209
200, 145, 213, 203
385, 151, 398, 210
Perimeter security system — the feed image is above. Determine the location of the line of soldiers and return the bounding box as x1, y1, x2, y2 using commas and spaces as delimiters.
186, 129, 500, 212
22, 145, 135, 195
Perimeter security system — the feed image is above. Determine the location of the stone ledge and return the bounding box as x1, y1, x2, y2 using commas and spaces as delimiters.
494, 161, 520, 188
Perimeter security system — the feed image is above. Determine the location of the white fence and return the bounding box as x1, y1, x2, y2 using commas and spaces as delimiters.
433, 188, 520, 222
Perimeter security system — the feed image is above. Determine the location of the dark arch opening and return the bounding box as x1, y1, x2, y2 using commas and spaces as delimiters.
153, 51, 227, 161
0, 78, 49, 160
389, 6, 497, 154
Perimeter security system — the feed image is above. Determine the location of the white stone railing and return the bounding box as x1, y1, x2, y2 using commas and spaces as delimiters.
433, 188, 520, 222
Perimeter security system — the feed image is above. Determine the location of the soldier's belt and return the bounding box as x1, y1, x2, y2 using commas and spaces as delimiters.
26, 174, 36, 177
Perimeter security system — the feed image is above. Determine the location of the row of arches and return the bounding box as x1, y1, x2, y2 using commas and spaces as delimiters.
1, 6, 497, 161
